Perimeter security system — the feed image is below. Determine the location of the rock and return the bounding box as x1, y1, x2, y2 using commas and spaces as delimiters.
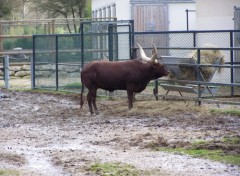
59, 65, 80, 73
58, 71, 68, 77
36, 71, 53, 77
10, 66, 22, 72
9, 71, 16, 76
22, 65, 31, 71
15, 71, 31, 77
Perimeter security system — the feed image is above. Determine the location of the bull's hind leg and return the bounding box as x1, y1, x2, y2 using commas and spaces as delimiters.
92, 89, 99, 115
87, 92, 94, 114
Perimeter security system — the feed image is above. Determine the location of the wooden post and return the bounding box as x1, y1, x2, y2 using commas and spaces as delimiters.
44, 23, 47, 34
51, 20, 55, 34
48, 21, 51, 34
0, 22, 3, 53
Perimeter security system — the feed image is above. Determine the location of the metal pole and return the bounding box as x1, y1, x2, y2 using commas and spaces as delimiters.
197, 49, 201, 106
31, 36, 36, 89
4, 55, 9, 89
80, 23, 84, 93
130, 20, 135, 59
108, 24, 113, 61
185, 9, 196, 31
55, 35, 59, 91
186, 9, 189, 31
230, 31, 234, 96
80, 23, 84, 70
193, 31, 196, 47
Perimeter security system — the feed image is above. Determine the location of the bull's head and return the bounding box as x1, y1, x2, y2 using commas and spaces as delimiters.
137, 43, 159, 64
137, 43, 169, 76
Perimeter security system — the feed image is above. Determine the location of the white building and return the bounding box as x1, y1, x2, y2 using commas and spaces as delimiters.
196, 0, 240, 30
92, 0, 196, 31
92, 0, 240, 31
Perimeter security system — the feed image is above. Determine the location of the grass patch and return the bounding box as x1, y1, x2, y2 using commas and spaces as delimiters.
0, 169, 20, 176
154, 137, 240, 166
88, 162, 141, 176
61, 83, 81, 90
209, 108, 240, 116
222, 136, 240, 144
64, 82, 81, 88
159, 148, 240, 166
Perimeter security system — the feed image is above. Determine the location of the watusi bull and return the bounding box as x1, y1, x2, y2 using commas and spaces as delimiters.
80, 44, 168, 114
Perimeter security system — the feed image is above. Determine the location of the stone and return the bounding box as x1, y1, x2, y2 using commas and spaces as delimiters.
15, 71, 31, 77
10, 66, 22, 72
22, 65, 31, 71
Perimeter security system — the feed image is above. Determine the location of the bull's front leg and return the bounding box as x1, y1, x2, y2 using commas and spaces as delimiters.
127, 90, 134, 109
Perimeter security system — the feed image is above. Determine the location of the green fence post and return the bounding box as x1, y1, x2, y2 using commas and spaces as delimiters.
56, 35, 59, 91
197, 49, 201, 106
4, 55, 9, 89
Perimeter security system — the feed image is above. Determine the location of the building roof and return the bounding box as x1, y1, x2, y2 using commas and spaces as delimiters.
130, 0, 195, 4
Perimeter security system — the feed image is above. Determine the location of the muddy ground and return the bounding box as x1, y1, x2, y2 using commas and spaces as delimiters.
0, 89, 239, 176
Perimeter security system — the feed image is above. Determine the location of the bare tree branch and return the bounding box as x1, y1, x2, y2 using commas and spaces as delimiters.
31, 0, 89, 33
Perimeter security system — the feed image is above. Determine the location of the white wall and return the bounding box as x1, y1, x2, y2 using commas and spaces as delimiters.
168, 3, 196, 31
196, 0, 240, 30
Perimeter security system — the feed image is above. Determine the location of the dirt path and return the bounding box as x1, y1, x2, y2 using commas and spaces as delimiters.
0, 90, 239, 175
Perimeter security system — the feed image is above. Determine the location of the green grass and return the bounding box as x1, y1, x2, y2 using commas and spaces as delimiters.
155, 137, 240, 166
88, 162, 141, 176
158, 148, 240, 166
209, 108, 240, 116
222, 136, 240, 144
61, 82, 81, 90
0, 169, 20, 176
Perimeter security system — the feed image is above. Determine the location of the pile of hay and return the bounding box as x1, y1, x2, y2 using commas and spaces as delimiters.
169, 44, 225, 81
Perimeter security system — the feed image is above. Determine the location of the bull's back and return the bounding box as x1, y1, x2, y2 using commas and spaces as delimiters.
81, 60, 143, 91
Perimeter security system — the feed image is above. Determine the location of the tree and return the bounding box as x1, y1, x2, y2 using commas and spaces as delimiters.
32, 0, 90, 33
0, 0, 21, 19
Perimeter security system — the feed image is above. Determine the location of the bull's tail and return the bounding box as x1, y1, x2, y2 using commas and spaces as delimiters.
80, 94, 84, 109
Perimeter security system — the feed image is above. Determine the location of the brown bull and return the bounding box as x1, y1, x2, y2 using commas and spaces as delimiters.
80, 45, 168, 114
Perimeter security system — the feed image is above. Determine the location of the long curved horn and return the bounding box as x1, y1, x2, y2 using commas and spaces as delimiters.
151, 44, 158, 64
136, 43, 151, 62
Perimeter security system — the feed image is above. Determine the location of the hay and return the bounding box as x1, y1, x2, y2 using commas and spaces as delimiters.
169, 44, 225, 81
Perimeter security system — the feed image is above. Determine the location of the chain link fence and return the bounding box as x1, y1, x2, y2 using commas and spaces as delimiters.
32, 27, 240, 104
134, 30, 240, 103
33, 20, 134, 94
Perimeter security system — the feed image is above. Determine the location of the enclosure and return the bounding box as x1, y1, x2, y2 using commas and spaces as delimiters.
31, 20, 240, 105
1, 20, 240, 176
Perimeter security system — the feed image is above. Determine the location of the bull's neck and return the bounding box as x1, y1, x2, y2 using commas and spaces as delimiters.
142, 64, 157, 82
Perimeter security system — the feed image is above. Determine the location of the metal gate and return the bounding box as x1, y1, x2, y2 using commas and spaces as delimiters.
80, 20, 134, 64
32, 20, 134, 92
